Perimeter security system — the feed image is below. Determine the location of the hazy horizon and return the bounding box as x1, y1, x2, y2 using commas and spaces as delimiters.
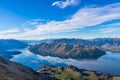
1, 37, 120, 40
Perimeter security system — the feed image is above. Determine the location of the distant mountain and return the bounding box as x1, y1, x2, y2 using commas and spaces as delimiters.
36, 38, 120, 52
28, 42, 106, 59
93, 38, 120, 52
0, 56, 54, 80
0, 39, 28, 50
22, 39, 55, 45
38, 65, 120, 80
0, 51, 21, 59
0, 39, 28, 59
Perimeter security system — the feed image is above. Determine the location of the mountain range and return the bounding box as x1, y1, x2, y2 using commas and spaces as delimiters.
28, 42, 106, 59
0, 38, 120, 80
34, 38, 120, 52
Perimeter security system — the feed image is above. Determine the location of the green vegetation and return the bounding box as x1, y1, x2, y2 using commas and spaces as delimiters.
54, 67, 81, 80
38, 65, 120, 80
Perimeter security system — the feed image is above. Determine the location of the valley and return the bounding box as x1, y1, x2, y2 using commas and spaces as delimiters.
0, 38, 120, 80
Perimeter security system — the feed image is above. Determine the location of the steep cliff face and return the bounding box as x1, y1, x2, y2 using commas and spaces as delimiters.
38, 65, 120, 80
0, 57, 53, 80
29, 42, 106, 59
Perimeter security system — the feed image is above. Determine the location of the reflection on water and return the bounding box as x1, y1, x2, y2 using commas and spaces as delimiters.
10, 48, 120, 75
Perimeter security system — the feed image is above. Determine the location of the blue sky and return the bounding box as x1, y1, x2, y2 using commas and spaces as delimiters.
0, 0, 120, 40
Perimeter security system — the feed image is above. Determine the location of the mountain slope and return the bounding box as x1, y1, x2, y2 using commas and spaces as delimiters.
38, 65, 120, 80
0, 56, 53, 80
0, 56, 120, 80
28, 42, 106, 59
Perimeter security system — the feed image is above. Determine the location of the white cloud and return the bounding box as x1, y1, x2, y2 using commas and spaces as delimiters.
21, 19, 46, 27
22, 3, 120, 36
99, 22, 120, 33
0, 3, 120, 39
100, 28, 120, 33
52, 0, 79, 8
0, 28, 20, 35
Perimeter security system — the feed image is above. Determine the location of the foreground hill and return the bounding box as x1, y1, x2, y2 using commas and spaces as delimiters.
0, 39, 28, 50
0, 56, 120, 80
28, 42, 106, 59
0, 56, 54, 80
38, 65, 120, 80
37, 38, 120, 52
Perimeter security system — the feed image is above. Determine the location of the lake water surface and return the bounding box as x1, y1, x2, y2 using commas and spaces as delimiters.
10, 48, 120, 75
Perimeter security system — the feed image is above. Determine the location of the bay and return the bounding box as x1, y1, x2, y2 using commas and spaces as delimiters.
10, 48, 120, 75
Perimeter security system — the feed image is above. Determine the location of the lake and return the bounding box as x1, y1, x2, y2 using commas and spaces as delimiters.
10, 48, 120, 76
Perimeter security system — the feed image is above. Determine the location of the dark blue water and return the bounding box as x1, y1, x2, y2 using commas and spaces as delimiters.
10, 48, 120, 75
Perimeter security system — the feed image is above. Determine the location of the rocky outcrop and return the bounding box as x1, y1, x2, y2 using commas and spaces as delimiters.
38, 65, 120, 80
28, 42, 106, 59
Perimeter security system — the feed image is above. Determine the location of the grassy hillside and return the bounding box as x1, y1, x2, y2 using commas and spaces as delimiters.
38, 65, 120, 80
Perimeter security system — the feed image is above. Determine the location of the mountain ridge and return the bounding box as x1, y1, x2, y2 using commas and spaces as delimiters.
30, 38, 120, 52
28, 42, 106, 59
38, 64, 120, 80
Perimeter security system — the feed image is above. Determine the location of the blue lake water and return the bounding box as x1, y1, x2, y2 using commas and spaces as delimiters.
10, 48, 120, 75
